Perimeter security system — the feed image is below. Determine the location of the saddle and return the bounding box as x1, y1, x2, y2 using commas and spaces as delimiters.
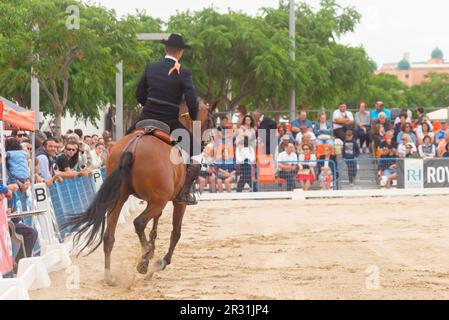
133, 119, 177, 146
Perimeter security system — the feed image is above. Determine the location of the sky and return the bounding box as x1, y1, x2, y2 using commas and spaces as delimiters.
96, 0, 449, 67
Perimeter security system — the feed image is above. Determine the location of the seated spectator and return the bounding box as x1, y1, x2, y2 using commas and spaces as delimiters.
214, 149, 236, 193
404, 143, 420, 158
418, 135, 436, 159
198, 142, 216, 194
2, 183, 38, 267
393, 113, 408, 142
278, 135, 292, 154
371, 123, 386, 150
297, 131, 316, 154
378, 146, 397, 189
5, 138, 31, 192
383, 130, 397, 149
235, 139, 257, 192
333, 102, 355, 142
393, 108, 412, 126
298, 143, 316, 191
343, 130, 360, 187
397, 134, 417, 158
277, 143, 298, 191
435, 121, 449, 144
370, 101, 392, 122
416, 121, 434, 145
89, 143, 106, 169
319, 166, 333, 191
396, 123, 417, 146
314, 112, 334, 145
372, 112, 392, 132
437, 130, 449, 157
292, 111, 314, 140
317, 145, 338, 183
355, 102, 371, 153
278, 124, 294, 144
56, 141, 90, 179
442, 143, 449, 158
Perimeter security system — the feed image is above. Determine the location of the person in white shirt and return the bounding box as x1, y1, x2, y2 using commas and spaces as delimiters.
397, 134, 417, 158
89, 143, 106, 169
235, 140, 257, 192
333, 102, 355, 142
277, 143, 298, 191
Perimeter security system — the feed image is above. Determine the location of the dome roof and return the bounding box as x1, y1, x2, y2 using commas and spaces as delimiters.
397, 58, 411, 70
431, 47, 444, 59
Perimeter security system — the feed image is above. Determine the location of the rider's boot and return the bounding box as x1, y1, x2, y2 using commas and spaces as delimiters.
174, 163, 201, 205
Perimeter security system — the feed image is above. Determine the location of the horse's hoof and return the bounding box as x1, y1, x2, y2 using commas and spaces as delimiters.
136, 259, 149, 275
105, 271, 117, 287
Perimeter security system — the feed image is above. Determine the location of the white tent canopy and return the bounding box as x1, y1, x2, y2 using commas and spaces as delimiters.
427, 107, 449, 121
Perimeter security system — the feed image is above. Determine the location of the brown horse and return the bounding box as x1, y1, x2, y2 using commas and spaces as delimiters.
66, 102, 215, 286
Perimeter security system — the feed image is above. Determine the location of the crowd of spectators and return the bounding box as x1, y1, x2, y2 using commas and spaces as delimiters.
197, 102, 449, 193
1, 128, 114, 274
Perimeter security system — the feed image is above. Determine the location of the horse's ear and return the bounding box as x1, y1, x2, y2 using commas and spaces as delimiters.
209, 101, 219, 113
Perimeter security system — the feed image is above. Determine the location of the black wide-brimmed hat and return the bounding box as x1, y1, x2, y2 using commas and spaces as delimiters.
161, 33, 191, 49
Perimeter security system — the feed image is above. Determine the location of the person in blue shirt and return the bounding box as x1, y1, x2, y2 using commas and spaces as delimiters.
370, 101, 391, 122
435, 121, 449, 143
291, 111, 314, 139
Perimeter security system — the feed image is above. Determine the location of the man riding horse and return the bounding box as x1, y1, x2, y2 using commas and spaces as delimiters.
135, 33, 201, 205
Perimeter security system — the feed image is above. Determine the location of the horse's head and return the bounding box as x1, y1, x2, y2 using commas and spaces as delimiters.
179, 101, 217, 138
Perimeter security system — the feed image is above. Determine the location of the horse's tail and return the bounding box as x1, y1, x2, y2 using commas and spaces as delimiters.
64, 151, 134, 255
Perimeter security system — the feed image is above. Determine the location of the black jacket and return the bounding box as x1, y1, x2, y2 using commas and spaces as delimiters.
135, 58, 199, 120
258, 116, 277, 155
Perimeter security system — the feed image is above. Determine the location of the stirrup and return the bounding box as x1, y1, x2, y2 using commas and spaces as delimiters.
174, 192, 198, 205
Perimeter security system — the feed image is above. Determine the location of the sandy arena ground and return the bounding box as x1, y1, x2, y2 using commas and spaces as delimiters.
31, 195, 449, 300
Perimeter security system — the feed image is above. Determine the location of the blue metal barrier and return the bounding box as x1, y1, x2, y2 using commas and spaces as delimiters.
49, 175, 97, 238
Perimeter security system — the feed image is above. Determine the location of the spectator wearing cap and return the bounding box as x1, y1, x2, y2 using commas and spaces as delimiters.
355, 102, 371, 153
292, 111, 314, 140
435, 121, 449, 144
397, 134, 417, 158
370, 101, 391, 122
437, 130, 449, 157
277, 143, 298, 191
332, 102, 355, 142
418, 135, 436, 159
314, 112, 334, 146
278, 135, 292, 154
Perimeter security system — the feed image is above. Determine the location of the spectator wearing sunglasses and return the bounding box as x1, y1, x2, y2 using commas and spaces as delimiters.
56, 141, 90, 179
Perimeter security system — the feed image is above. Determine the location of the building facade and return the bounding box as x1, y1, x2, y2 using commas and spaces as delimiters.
376, 48, 449, 86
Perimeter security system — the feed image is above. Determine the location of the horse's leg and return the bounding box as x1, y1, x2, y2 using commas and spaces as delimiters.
147, 214, 161, 260
104, 193, 129, 286
134, 201, 167, 274
146, 202, 186, 278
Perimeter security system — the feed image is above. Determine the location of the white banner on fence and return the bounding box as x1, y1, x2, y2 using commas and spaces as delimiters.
91, 169, 103, 192
33, 184, 59, 245
403, 159, 424, 189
